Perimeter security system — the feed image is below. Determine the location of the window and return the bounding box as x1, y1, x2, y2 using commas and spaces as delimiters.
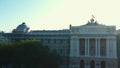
80, 60, 84, 68
56, 39, 61, 43
79, 38, 85, 55
50, 39, 54, 43
101, 61, 105, 68
89, 39, 96, 56
100, 39, 106, 56
90, 60, 95, 68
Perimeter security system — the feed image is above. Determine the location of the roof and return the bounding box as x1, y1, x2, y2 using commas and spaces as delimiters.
16, 22, 28, 30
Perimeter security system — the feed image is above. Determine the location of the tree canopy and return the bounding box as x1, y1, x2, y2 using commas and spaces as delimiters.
0, 40, 61, 68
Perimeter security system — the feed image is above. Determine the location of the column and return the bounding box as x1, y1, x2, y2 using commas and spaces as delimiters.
113, 38, 117, 58
106, 38, 109, 57
98, 38, 100, 56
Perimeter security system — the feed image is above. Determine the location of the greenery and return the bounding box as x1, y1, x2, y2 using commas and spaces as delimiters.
0, 40, 61, 68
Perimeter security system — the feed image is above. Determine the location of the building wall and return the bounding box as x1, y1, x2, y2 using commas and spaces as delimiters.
69, 22, 118, 68
5, 33, 70, 68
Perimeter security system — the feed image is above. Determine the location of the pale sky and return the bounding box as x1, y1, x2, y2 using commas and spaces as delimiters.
0, 0, 120, 32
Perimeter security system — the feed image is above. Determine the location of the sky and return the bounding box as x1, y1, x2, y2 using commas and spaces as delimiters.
0, 0, 120, 32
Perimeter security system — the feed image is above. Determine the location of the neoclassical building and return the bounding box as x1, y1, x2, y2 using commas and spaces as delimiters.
69, 18, 117, 68
2, 18, 118, 68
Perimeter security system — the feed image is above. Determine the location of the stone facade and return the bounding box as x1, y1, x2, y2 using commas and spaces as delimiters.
69, 18, 117, 68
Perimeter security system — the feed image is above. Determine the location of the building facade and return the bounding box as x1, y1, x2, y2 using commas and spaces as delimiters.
2, 18, 118, 68
69, 18, 117, 68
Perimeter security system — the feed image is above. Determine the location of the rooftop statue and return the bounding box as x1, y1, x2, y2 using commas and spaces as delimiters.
85, 15, 102, 26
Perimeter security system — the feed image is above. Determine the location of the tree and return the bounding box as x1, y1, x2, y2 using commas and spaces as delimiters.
13, 40, 61, 68
0, 40, 61, 68
0, 42, 14, 68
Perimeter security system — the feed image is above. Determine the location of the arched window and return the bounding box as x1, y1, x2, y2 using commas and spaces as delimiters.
80, 60, 84, 68
101, 61, 105, 68
90, 60, 95, 68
